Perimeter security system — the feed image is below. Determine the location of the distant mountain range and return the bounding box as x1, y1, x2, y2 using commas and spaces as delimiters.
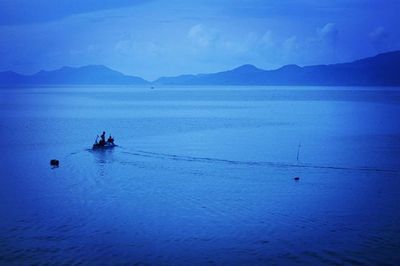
1, 51, 400, 86
155, 51, 400, 86
0, 65, 148, 85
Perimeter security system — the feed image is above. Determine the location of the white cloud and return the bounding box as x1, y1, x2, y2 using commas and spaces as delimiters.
282, 36, 298, 53
317, 23, 338, 45
260, 30, 274, 47
188, 24, 220, 48
115, 38, 163, 58
369, 26, 391, 51
115, 40, 133, 54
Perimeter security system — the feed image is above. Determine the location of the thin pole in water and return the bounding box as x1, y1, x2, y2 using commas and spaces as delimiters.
296, 142, 301, 164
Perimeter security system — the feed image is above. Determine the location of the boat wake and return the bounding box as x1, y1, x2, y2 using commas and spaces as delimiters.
120, 148, 399, 174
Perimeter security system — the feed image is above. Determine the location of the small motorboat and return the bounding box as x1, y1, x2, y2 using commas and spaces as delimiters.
92, 142, 116, 150
92, 133, 116, 150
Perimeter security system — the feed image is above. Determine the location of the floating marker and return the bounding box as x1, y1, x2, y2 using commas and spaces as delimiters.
50, 159, 59, 166
294, 177, 300, 181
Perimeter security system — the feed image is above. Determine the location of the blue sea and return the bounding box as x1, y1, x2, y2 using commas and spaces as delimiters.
1, 85, 400, 265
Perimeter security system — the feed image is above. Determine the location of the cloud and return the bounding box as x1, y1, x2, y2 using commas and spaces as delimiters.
115, 40, 133, 54
298, 23, 339, 62
0, 0, 151, 25
115, 39, 163, 58
282, 36, 299, 53
369, 27, 391, 51
317, 23, 338, 46
260, 30, 274, 46
217, 30, 275, 57
188, 24, 220, 48
271, 23, 341, 66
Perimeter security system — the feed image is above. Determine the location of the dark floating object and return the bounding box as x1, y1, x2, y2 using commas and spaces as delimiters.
50, 159, 59, 166
294, 177, 300, 181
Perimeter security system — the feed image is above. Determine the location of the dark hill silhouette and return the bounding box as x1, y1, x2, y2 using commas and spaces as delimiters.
0, 65, 148, 85
0, 71, 26, 84
155, 51, 400, 86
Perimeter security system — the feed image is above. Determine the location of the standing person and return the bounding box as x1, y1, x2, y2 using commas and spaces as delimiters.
100, 131, 106, 145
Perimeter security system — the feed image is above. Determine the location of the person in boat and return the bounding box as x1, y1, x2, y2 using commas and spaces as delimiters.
99, 131, 106, 145
107, 135, 114, 144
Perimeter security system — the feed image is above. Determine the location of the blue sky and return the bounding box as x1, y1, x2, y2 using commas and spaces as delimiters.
1, 0, 399, 80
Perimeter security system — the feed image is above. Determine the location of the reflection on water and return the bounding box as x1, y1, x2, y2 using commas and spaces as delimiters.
91, 147, 116, 177
1, 86, 400, 265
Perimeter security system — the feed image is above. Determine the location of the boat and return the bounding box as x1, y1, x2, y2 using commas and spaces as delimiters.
92, 133, 116, 150
92, 142, 116, 149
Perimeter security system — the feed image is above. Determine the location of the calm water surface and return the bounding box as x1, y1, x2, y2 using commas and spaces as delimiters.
1, 86, 400, 265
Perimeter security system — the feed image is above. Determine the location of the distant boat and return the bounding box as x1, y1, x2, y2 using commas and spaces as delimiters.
92, 142, 116, 150
92, 135, 116, 150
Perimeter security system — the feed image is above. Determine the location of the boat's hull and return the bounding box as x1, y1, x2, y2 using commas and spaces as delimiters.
92, 143, 116, 149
